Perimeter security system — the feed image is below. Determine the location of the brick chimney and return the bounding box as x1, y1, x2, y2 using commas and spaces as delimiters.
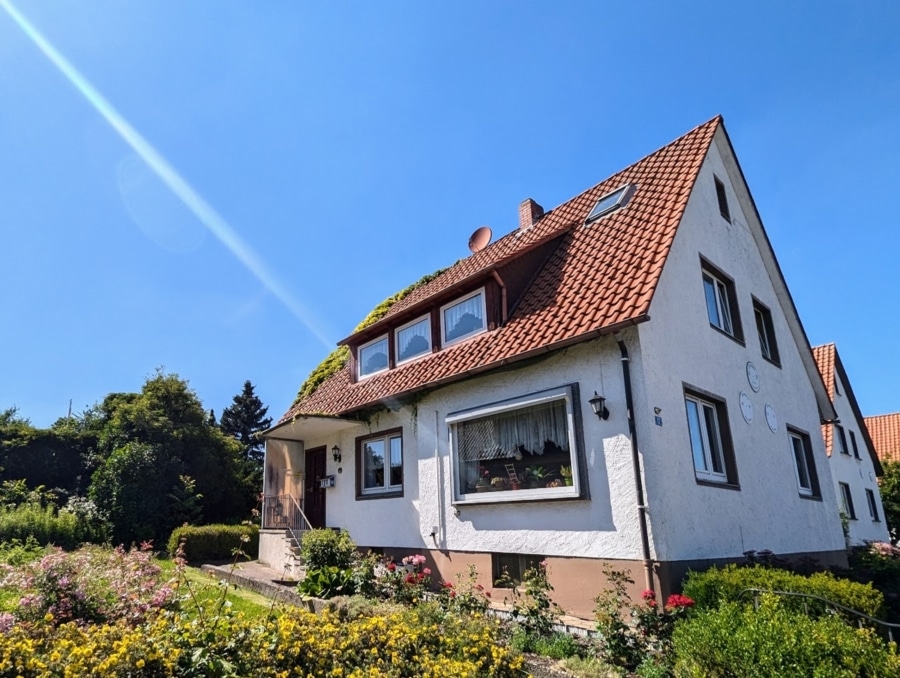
518, 198, 544, 230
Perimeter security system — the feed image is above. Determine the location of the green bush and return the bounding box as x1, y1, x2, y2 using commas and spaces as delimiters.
672, 596, 900, 677
299, 528, 356, 569
682, 564, 883, 618
166, 523, 258, 562
0, 536, 45, 565
0, 501, 103, 549
297, 566, 356, 599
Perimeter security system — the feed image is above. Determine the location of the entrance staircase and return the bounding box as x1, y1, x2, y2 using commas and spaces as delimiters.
262, 494, 313, 579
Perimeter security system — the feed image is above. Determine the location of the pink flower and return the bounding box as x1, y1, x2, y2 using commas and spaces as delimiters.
422, 567, 431, 576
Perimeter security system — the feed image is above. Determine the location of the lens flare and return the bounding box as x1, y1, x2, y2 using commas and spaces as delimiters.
1, 0, 334, 350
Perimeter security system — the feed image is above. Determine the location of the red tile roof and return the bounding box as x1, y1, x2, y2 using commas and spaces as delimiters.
282, 117, 721, 421
865, 413, 900, 464
811, 343, 836, 454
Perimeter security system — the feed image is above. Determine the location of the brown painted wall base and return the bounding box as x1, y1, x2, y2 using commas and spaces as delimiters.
365, 546, 849, 621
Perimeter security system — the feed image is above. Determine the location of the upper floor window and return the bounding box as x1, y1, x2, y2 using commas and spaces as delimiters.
684, 388, 738, 486
839, 482, 856, 519
448, 385, 582, 504
835, 424, 849, 455
395, 315, 431, 364
442, 288, 486, 346
788, 427, 820, 498
585, 184, 635, 224
358, 335, 389, 378
702, 261, 743, 342
714, 175, 731, 222
753, 299, 780, 365
866, 489, 880, 522
356, 428, 403, 499
849, 430, 861, 459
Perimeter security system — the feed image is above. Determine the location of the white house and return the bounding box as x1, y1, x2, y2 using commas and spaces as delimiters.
811, 343, 890, 544
262, 116, 846, 618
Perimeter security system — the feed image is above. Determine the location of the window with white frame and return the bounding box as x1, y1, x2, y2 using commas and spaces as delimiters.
866, 489, 880, 521
849, 430, 861, 459
684, 390, 736, 485
395, 315, 431, 364
835, 424, 849, 455
839, 482, 856, 519
753, 299, 780, 365
356, 428, 403, 498
358, 335, 389, 378
788, 428, 820, 498
448, 386, 581, 504
441, 289, 486, 346
701, 261, 742, 341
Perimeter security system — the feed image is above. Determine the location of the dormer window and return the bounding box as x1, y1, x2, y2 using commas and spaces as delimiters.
358, 335, 389, 378
442, 289, 486, 346
585, 184, 635, 224
396, 315, 431, 364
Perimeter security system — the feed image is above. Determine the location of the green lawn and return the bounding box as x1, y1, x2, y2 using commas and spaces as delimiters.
156, 559, 277, 620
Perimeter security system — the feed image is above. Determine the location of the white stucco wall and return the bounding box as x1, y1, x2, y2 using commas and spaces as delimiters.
634, 131, 846, 562
288, 337, 649, 561
827, 371, 890, 544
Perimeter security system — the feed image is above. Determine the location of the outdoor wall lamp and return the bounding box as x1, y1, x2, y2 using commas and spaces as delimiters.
331, 445, 342, 463
589, 392, 610, 420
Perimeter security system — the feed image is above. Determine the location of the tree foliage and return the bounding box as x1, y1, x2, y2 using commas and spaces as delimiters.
220, 381, 271, 510
880, 461, 900, 543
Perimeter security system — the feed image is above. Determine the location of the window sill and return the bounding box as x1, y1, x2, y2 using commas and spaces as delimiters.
708, 324, 745, 346
797, 493, 822, 502
695, 478, 740, 491
453, 486, 581, 505
356, 490, 403, 501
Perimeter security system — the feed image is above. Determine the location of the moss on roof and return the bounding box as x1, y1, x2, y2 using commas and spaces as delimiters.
292, 267, 449, 406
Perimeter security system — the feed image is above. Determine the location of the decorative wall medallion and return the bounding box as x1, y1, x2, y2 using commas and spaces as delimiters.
746, 361, 760, 393
739, 391, 753, 423
765, 403, 777, 433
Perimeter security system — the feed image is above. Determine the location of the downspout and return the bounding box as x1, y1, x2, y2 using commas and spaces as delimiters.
614, 332, 654, 594
490, 270, 508, 323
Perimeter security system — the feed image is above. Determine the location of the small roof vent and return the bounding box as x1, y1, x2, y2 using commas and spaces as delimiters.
585, 183, 635, 225
468, 226, 492, 253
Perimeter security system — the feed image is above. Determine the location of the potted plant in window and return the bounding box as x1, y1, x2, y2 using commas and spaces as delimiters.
491, 477, 508, 491
525, 466, 547, 489
475, 473, 491, 493
560, 466, 573, 486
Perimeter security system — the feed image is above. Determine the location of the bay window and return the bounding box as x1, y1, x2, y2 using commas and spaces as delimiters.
448, 385, 583, 504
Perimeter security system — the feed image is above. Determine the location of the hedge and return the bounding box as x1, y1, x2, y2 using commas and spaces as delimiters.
166, 523, 259, 563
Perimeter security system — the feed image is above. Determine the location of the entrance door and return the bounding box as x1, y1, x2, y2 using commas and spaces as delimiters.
304, 446, 327, 528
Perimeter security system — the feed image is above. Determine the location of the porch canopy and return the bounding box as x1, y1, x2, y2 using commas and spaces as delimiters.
264, 414, 361, 442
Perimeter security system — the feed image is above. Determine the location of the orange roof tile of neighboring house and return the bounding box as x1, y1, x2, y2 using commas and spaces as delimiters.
865, 413, 900, 464
812, 343, 836, 454
281, 116, 721, 422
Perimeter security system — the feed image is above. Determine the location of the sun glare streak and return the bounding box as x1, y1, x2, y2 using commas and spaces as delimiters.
1, 0, 334, 350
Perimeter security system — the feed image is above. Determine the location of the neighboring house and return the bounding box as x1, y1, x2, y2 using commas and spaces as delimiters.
262, 116, 846, 618
811, 343, 889, 544
865, 413, 900, 465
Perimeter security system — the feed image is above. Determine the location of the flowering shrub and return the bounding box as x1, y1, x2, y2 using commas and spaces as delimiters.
438, 564, 492, 615
373, 554, 432, 604
503, 560, 561, 640
2, 543, 176, 627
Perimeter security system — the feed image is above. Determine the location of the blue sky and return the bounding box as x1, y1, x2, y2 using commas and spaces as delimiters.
1, 1, 898, 428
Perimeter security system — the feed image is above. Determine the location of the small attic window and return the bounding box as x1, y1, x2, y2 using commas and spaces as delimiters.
585, 184, 635, 224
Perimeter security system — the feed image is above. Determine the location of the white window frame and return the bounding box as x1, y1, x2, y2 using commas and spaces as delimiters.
394, 314, 432, 365
359, 431, 403, 496
789, 430, 814, 496
703, 271, 734, 336
447, 385, 580, 505
839, 481, 856, 519
357, 334, 389, 379
440, 288, 487, 347
835, 424, 849, 455
866, 489, 880, 522
684, 393, 729, 483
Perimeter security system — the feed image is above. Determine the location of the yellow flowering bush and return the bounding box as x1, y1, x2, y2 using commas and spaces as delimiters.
0, 603, 524, 677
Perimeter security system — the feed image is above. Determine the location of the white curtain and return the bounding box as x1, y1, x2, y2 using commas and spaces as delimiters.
444, 295, 484, 341
457, 400, 569, 463
397, 319, 430, 361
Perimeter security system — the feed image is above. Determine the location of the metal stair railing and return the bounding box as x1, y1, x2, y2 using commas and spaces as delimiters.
263, 494, 313, 538
737, 588, 900, 643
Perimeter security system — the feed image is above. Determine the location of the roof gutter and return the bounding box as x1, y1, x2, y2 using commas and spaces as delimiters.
614, 332, 655, 594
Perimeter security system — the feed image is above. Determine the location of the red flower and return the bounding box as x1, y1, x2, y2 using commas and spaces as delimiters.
404, 574, 417, 584
387, 562, 396, 572
441, 581, 454, 589
641, 589, 656, 602
484, 591, 491, 598
665, 594, 695, 610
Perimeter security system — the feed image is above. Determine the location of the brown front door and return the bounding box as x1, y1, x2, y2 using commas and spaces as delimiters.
304, 446, 327, 528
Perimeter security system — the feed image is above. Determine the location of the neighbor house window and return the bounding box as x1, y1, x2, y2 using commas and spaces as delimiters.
866, 489, 880, 521
358, 335, 389, 378
356, 428, 403, 498
788, 428, 820, 498
714, 175, 731, 222
849, 430, 861, 459
448, 385, 581, 504
441, 289, 487, 346
839, 482, 856, 519
835, 424, 849, 455
702, 261, 743, 341
684, 389, 737, 486
753, 299, 780, 365
395, 315, 431, 364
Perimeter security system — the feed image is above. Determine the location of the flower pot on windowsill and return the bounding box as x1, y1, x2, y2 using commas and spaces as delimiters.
564, 478, 573, 486
510, 482, 522, 491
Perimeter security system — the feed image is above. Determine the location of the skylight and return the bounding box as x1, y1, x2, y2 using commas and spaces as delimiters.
585, 184, 635, 224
